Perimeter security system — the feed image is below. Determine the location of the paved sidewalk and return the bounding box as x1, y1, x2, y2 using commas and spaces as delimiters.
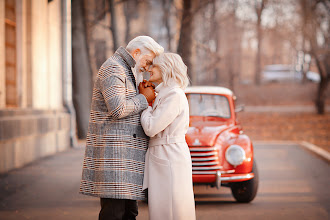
1, 144, 329, 220
244, 105, 330, 113
0, 146, 150, 220
0, 147, 101, 220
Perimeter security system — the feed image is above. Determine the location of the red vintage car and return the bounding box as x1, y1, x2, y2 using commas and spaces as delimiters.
185, 86, 259, 203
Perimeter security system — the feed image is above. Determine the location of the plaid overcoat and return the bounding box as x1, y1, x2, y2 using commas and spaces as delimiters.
80, 47, 149, 200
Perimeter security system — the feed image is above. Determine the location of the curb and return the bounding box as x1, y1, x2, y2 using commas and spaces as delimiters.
244, 105, 330, 113
254, 140, 298, 146
299, 141, 330, 162
254, 140, 330, 162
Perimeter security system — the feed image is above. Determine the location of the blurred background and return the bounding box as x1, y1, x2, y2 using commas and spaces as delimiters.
0, 0, 329, 173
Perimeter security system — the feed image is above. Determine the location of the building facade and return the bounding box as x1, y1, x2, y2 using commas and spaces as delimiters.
0, 0, 75, 173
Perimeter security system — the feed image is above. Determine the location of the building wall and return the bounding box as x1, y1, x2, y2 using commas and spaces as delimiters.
0, 1, 5, 108
47, 0, 63, 109
0, 0, 71, 174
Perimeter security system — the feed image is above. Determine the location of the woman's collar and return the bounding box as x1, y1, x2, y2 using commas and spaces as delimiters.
155, 82, 164, 93
155, 80, 180, 93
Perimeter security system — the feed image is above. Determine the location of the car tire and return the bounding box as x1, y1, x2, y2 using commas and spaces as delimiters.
230, 160, 259, 203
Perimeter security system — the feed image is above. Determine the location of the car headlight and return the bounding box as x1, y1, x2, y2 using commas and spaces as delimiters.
225, 145, 246, 166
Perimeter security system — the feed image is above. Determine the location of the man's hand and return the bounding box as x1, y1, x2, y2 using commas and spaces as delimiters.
142, 79, 155, 89
139, 82, 156, 103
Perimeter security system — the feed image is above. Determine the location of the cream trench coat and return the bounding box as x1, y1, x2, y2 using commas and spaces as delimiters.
141, 82, 196, 220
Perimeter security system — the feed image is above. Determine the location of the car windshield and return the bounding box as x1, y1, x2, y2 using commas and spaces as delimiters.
186, 94, 231, 118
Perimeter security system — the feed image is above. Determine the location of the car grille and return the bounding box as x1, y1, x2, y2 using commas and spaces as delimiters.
189, 146, 222, 174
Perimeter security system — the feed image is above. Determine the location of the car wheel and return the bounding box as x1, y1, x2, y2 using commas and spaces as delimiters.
230, 160, 259, 203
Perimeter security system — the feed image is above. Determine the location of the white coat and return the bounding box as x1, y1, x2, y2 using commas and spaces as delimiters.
141, 82, 196, 220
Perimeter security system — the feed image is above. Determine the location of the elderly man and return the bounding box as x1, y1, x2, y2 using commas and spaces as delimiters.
80, 36, 164, 220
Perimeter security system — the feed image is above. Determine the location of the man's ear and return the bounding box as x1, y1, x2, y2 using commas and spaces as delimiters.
132, 49, 141, 59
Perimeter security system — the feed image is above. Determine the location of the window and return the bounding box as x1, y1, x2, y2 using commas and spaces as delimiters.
5, 0, 17, 107
187, 94, 231, 118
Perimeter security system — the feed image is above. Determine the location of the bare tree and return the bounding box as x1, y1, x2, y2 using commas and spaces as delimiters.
123, 0, 139, 44
177, 0, 213, 83
306, 0, 329, 114
210, 0, 221, 85
162, 0, 173, 51
72, 0, 93, 138
300, 0, 308, 83
299, 0, 330, 114
83, 0, 107, 75
108, 0, 119, 51
314, 52, 330, 114
254, 0, 267, 85
226, 9, 237, 90
177, 0, 194, 81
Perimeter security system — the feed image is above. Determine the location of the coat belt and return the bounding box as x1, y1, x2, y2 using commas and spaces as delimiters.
149, 135, 186, 147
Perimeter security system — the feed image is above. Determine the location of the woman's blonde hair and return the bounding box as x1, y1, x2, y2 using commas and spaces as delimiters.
153, 53, 190, 89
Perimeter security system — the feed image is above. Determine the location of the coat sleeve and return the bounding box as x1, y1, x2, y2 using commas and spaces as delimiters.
141, 90, 180, 137
99, 66, 149, 119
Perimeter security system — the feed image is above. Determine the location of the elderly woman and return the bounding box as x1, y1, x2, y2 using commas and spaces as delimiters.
139, 53, 196, 220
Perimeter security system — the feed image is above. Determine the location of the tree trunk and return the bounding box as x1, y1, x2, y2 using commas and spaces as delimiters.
300, 0, 329, 114
314, 54, 329, 114
72, 0, 93, 139
108, 0, 119, 51
123, 0, 133, 44
162, 0, 172, 51
255, 0, 265, 85
301, 40, 309, 84
177, 0, 193, 82
300, 0, 308, 84
211, 0, 220, 85
255, 18, 262, 85
316, 77, 328, 114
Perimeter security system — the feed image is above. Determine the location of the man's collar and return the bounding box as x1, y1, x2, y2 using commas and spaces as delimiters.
115, 46, 136, 68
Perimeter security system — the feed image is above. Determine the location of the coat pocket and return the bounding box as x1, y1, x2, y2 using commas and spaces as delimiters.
149, 152, 170, 166
143, 152, 170, 190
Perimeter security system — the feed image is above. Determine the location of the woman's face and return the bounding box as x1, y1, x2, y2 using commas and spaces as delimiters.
148, 65, 163, 84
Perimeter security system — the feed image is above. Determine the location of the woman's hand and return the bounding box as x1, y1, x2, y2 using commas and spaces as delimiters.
139, 82, 156, 103
142, 79, 155, 89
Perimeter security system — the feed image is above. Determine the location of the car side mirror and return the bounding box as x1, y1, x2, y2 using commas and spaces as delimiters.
235, 105, 244, 113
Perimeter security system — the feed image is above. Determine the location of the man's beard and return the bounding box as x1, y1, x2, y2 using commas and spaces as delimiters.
132, 60, 144, 87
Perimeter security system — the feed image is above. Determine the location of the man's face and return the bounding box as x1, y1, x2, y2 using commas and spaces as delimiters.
134, 50, 156, 73
131, 49, 156, 85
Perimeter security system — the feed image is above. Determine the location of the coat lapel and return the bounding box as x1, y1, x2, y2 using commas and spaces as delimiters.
115, 46, 137, 89
129, 71, 137, 89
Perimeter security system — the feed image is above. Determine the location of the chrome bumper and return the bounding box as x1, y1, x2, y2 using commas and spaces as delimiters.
218, 173, 254, 182
216, 173, 254, 189
194, 172, 255, 189
216, 171, 221, 189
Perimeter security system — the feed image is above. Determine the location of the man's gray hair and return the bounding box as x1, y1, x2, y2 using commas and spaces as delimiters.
126, 36, 164, 56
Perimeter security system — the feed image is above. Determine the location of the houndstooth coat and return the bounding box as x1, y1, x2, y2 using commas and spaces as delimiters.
79, 46, 149, 200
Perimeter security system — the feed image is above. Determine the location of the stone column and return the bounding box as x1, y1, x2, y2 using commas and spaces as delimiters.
48, 0, 63, 109
16, 0, 28, 108
0, 0, 5, 108
31, 0, 49, 109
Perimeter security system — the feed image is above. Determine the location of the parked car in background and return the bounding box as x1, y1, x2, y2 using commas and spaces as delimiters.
262, 64, 300, 83
262, 64, 320, 83
185, 86, 259, 203
304, 71, 321, 82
